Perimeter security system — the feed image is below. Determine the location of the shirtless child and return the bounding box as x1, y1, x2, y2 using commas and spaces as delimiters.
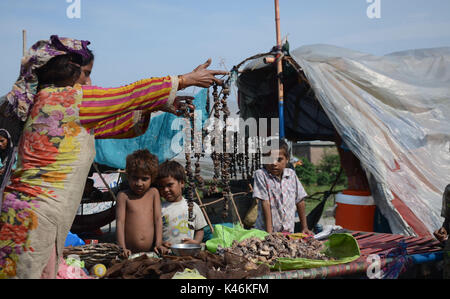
115, 149, 163, 257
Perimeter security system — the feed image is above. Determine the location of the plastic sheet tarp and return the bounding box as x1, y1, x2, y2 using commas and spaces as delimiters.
94, 89, 208, 169
238, 45, 450, 236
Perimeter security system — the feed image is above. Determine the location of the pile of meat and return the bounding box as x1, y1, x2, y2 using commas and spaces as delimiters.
104, 250, 270, 279
217, 233, 332, 265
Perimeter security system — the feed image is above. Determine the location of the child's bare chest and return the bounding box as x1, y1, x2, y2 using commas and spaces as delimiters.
127, 196, 153, 214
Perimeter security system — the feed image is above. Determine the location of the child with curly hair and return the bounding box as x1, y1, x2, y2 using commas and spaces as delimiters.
116, 149, 162, 258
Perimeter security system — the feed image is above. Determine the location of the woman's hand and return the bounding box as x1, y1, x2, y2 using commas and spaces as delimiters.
179, 59, 229, 89
174, 96, 195, 116
161, 96, 195, 116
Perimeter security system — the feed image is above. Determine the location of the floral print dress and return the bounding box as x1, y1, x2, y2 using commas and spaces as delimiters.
0, 76, 178, 278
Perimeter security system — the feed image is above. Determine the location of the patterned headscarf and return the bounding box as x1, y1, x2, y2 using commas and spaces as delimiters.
4, 35, 91, 121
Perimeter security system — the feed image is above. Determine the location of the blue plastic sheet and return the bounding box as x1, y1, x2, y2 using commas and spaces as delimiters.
65, 232, 85, 247
94, 89, 208, 168
410, 252, 443, 264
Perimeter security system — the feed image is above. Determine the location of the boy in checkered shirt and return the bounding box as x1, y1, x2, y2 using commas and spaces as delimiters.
252, 138, 313, 235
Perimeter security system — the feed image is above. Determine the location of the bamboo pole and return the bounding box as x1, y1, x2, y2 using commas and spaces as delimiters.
22, 30, 27, 57
195, 188, 215, 234
274, 0, 285, 139
92, 162, 118, 203
228, 192, 243, 227
197, 192, 249, 208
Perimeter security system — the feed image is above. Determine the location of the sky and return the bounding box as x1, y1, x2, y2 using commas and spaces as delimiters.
1, 0, 450, 115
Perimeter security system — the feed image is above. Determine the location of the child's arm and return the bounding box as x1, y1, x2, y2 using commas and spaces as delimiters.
295, 200, 313, 235
193, 229, 204, 244
182, 203, 207, 244
295, 175, 313, 235
115, 191, 131, 257
252, 170, 272, 233
182, 229, 204, 245
152, 189, 163, 249
260, 199, 273, 233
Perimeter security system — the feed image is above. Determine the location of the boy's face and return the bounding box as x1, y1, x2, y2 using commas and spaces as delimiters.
157, 176, 184, 202
128, 172, 152, 196
265, 149, 288, 178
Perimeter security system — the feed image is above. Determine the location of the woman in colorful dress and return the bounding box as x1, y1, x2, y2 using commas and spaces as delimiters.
0, 35, 227, 278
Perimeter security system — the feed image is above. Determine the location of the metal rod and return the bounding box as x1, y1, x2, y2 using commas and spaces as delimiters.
274, 0, 285, 139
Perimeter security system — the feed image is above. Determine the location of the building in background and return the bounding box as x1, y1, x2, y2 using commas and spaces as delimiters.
292, 141, 337, 165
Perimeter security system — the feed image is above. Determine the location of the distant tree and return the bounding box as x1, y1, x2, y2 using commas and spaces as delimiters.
295, 156, 317, 185
316, 150, 347, 186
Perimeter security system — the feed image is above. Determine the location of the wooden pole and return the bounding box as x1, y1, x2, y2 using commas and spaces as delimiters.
22, 30, 27, 57
197, 192, 249, 208
195, 188, 215, 234
274, 0, 285, 139
92, 162, 118, 203
228, 192, 243, 227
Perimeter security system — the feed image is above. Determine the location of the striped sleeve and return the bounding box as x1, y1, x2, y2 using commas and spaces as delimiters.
92, 110, 151, 139
80, 76, 178, 137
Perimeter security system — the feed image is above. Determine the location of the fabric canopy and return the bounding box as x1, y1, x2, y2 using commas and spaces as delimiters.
237, 44, 450, 237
